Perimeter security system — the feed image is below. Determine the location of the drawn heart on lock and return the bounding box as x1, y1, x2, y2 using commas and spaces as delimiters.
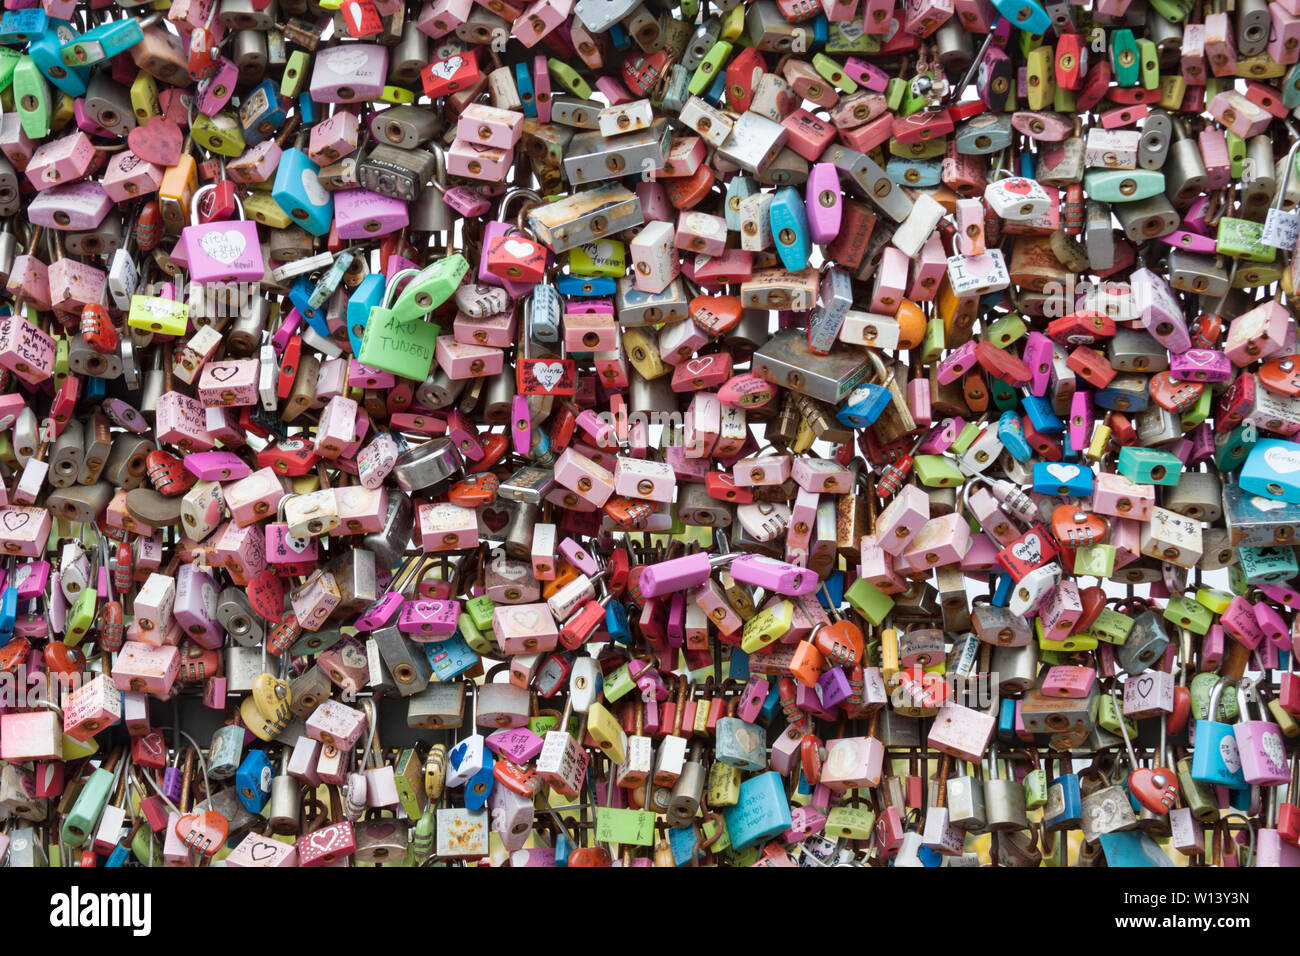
532, 361, 566, 391
284, 533, 310, 555
1219, 735, 1241, 774
1, 511, 29, 531
1011, 534, 1043, 564
1045, 463, 1077, 482
326, 47, 370, 75
209, 364, 239, 382
1250, 497, 1286, 512
127, 117, 183, 167
248, 840, 279, 862
733, 727, 760, 755
1182, 350, 1217, 367
449, 741, 468, 770
1264, 445, 1300, 475
1002, 178, 1033, 195
199, 229, 247, 266
512, 609, 540, 630
481, 507, 509, 532
503, 238, 537, 258
428, 56, 464, 81
1135, 676, 1153, 698
1261, 730, 1286, 771
686, 356, 714, 375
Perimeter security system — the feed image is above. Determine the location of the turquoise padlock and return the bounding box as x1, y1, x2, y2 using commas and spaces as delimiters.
768, 186, 810, 272
1239, 438, 1300, 503
722, 771, 792, 849
1190, 677, 1245, 788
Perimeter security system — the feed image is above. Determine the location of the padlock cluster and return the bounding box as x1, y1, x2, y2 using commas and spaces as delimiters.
2, 0, 1300, 871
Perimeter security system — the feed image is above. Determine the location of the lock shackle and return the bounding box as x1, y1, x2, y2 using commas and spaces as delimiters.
1108, 682, 1140, 769
1272, 136, 1300, 212
383, 267, 421, 307
188, 183, 246, 227
1206, 675, 1235, 723
498, 188, 543, 227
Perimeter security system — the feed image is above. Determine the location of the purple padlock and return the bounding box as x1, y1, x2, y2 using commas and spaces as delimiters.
396, 598, 460, 640
1169, 348, 1232, 383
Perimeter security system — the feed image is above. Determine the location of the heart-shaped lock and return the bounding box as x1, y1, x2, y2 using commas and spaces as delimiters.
175, 810, 229, 856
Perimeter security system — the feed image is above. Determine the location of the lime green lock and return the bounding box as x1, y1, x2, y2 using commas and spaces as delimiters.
242, 191, 292, 229
1052, 86, 1076, 113
0, 48, 20, 92
827, 22, 878, 53
13, 55, 50, 138
1181, 385, 1213, 429
889, 136, 945, 158
920, 315, 946, 364
1024, 762, 1048, 810
1213, 424, 1254, 472
825, 804, 876, 839
465, 596, 495, 631
568, 239, 626, 277
64, 589, 97, 646
528, 712, 560, 736
701, 813, 732, 851
596, 807, 656, 846
282, 50, 310, 97
132, 827, 161, 866
984, 313, 1027, 348
547, 59, 591, 98
1138, 38, 1160, 88
885, 76, 908, 112
901, 71, 939, 114
191, 111, 245, 157
603, 662, 637, 703
1191, 672, 1238, 721
845, 577, 894, 626
914, 454, 965, 487
680, 0, 699, 17
391, 255, 469, 323
358, 306, 439, 381
950, 421, 983, 456
720, 4, 745, 40
740, 600, 794, 654
1073, 543, 1116, 578
708, 761, 741, 808
689, 41, 732, 96
1116, 445, 1182, 485
1228, 563, 1250, 596
1082, 169, 1166, 203
1216, 217, 1277, 262
812, 53, 857, 94
1091, 607, 1135, 644
1148, 0, 1192, 20
726, 844, 760, 867
1226, 129, 1247, 176
1038, 649, 1068, 666
457, 613, 492, 655
1107, 29, 1138, 87
1094, 694, 1137, 740
1163, 595, 1212, 634
1037, 616, 1098, 653
54, 336, 69, 389
128, 294, 188, 336
1195, 588, 1234, 615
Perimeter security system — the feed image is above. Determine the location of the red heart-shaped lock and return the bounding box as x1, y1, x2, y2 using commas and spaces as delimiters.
127, 118, 184, 168
247, 568, 285, 623
175, 810, 229, 856
814, 619, 864, 667
1128, 766, 1178, 814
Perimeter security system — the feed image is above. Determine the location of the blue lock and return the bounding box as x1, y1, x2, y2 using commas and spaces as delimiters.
346, 272, 385, 355
514, 60, 536, 117
1031, 460, 1093, 497
1240, 438, 1300, 503
556, 274, 616, 296
1190, 677, 1245, 789
239, 80, 288, 147
271, 137, 333, 237
769, 186, 810, 271
997, 410, 1033, 462
605, 601, 630, 644
235, 749, 272, 813
722, 771, 792, 850
1022, 394, 1064, 434
837, 382, 892, 428
1044, 759, 1083, 831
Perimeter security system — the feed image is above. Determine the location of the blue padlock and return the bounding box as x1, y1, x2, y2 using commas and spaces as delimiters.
1190, 677, 1246, 788
837, 382, 892, 428
1044, 759, 1083, 831
605, 601, 630, 644
346, 272, 386, 355
239, 80, 288, 147
1022, 394, 1064, 434
514, 60, 536, 117
988, 0, 1050, 34
1031, 460, 1093, 497
556, 274, 616, 296
271, 139, 333, 237
722, 771, 792, 850
235, 749, 272, 813
1240, 438, 1300, 503
288, 275, 332, 338
60, 12, 153, 67
997, 410, 1033, 462
769, 186, 810, 271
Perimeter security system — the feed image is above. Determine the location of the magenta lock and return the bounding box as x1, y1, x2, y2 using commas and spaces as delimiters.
183, 450, 250, 483
334, 189, 409, 240
728, 554, 819, 596
1170, 349, 1232, 382
182, 186, 263, 282
397, 598, 460, 640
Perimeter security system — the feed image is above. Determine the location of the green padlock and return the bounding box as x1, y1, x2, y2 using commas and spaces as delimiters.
827, 22, 878, 53
1116, 446, 1182, 485
1216, 217, 1277, 262
546, 59, 592, 98
983, 313, 1027, 348
1195, 588, 1234, 615
812, 53, 857, 94
568, 240, 625, 277
465, 595, 495, 631
1213, 424, 1255, 472
13, 55, 51, 139
1163, 595, 1212, 634
1181, 385, 1213, 428
1138, 38, 1160, 89
1073, 543, 1116, 578
282, 50, 310, 98
913, 454, 965, 487
1082, 169, 1166, 203
603, 662, 637, 703
1094, 692, 1137, 739
920, 315, 946, 364
845, 577, 894, 626
390, 255, 469, 323
456, 613, 492, 655
358, 305, 439, 382
688, 41, 732, 96
1190, 672, 1238, 721
950, 420, 983, 456
825, 804, 876, 839
64, 588, 97, 646
1090, 607, 1135, 644
191, 111, 246, 157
